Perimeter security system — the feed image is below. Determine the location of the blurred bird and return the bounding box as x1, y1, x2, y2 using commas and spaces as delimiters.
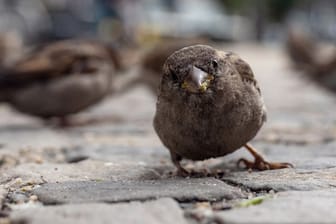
0, 39, 120, 126
286, 28, 336, 93
154, 45, 293, 176
286, 28, 316, 70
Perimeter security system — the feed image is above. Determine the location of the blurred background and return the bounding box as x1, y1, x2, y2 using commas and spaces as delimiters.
1, 0, 335, 46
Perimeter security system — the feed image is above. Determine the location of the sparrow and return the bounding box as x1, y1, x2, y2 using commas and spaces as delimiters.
154, 45, 293, 176
286, 28, 317, 70
286, 29, 336, 93
0, 39, 120, 125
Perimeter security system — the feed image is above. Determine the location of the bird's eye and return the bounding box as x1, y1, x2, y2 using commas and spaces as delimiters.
212, 60, 218, 69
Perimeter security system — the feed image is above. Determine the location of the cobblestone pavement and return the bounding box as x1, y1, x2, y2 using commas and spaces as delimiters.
0, 44, 336, 224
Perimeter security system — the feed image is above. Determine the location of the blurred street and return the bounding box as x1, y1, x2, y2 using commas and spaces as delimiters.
0, 44, 335, 223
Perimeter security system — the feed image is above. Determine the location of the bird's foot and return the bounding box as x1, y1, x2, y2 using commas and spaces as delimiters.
238, 143, 294, 171
58, 117, 73, 127
237, 157, 293, 171
176, 167, 190, 177
170, 151, 191, 177
44, 116, 77, 128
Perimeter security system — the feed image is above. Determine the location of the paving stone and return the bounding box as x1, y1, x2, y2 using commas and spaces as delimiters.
215, 190, 336, 224
65, 124, 168, 165
0, 160, 162, 191
257, 142, 336, 158
0, 127, 73, 150
222, 168, 336, 191
256, 125, 336, 144
79, 86, 156, 124
70, 123, 152, 136
10, 198, 188, 224
33, 178, 247, 204
64, 144, 168, 165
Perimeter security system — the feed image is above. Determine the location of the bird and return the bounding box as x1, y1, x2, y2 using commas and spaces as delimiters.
286, 28, 336, 93
0, 39, 120, 126
154, 45, 293, 176
286, 28, 317, 71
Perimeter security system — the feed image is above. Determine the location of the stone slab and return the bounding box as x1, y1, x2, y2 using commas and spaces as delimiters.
11, 198, 188, 224
0, 160, 162, 188
216, 190, 336, 224
33, 178, 246, 204
222, 167, 336, 192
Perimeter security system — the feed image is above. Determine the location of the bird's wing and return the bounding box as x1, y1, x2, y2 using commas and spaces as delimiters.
226, 52, 261, 94
225, 52, 266, 121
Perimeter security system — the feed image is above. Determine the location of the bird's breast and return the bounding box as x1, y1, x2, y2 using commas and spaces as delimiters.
154, 87, 265, 160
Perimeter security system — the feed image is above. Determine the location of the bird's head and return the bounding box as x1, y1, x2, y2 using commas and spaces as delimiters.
161, 45, 234, 95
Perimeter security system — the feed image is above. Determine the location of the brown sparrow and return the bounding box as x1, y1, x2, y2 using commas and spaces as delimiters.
287, 29, 336, 93
154, 45, 293, 176
0, 39, 120, 125
286, 28, 316, 70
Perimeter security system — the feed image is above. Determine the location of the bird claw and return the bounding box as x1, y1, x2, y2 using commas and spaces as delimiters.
176, 167, 190, 177
237, 158, 293, 171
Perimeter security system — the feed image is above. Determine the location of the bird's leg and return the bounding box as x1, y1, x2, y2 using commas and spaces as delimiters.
237, 143, 293, 170
170, 151, 189, 177
44, 116, 73, 127
57, 116, 73, 127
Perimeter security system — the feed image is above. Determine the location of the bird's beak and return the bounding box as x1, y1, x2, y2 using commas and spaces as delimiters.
182, 66, 214, 93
